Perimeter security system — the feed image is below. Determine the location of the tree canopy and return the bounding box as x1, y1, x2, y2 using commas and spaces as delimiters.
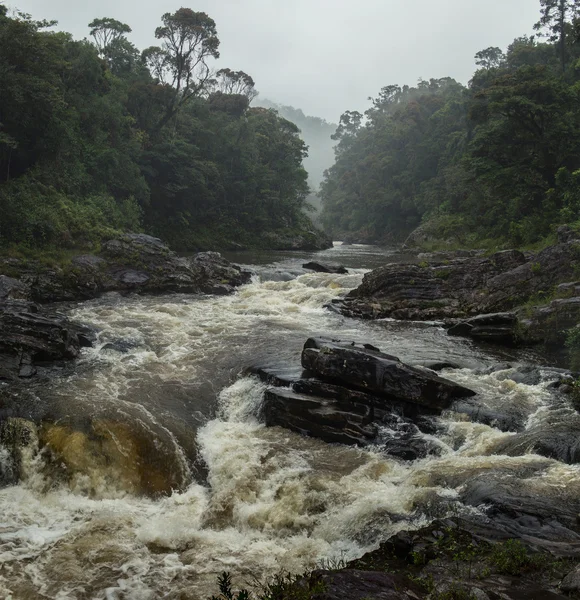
320, 2, 580, 246
0, 7, 315, 251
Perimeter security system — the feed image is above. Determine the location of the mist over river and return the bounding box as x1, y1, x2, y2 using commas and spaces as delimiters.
1, 243, 579, 599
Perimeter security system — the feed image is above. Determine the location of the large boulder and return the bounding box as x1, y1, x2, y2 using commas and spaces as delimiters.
341, 242, 580, 321
301, 338, 475, 410
448, 312, 520, 345
259, 338, 474, 453
263, 388, 379, 446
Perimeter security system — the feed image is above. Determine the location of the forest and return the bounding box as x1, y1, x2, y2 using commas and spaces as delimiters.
0, 5, 321, 252
320, 0, 580, 247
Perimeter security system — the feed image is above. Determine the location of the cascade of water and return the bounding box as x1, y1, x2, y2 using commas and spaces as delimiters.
0, 244, 577, 599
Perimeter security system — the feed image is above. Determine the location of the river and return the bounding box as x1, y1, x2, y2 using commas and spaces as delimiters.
1, 243, 579, 599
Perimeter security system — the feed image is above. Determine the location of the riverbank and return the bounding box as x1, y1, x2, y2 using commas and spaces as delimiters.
332, 226, 580, 370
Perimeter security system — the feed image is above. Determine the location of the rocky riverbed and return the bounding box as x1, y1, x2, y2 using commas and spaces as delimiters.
333, 226, 580, 363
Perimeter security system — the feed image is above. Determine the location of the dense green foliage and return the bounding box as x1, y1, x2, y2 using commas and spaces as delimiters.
0, 6, 314, 251
320, 2, 580, 245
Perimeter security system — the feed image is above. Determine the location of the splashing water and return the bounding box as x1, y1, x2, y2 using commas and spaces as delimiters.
0, 244, 578, 599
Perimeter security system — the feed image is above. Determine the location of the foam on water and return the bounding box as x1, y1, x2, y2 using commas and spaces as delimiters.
1, 249, 578, 598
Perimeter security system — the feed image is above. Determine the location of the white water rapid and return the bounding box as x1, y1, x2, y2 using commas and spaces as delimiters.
1, 244, 578, 599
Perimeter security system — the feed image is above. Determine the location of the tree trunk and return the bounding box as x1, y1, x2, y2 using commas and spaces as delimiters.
560, 0, 567, 72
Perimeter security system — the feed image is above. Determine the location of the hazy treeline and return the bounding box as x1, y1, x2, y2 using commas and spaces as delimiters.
0, 6, 316, 251
320, 0, 580, 246
255, 99, 336, 221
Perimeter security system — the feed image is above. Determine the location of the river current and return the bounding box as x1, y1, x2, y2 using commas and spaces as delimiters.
1, 243, 578, 599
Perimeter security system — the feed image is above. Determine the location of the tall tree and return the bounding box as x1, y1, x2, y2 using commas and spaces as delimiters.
214, 68, 258, 101
88, 17, 132, 56
534, 0, 580, 71
474, 47, 506, 69
143, 8, 220, 131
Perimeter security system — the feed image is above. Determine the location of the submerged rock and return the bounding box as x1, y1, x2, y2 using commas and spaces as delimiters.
38, 418, 194, 497
303, 261, 348, 274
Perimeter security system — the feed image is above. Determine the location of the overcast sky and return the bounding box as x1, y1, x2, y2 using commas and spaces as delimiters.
9, 0, 541, 123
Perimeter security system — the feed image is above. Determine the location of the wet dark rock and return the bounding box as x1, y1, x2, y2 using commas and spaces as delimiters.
492, 410, 580, 464
448, 313, 519, 345
504, 365, 542, 386
263, 374, 441, 451
339, 242, 580, 350
450, 398, 525, 432
0, 301, 91, 380
0, 418, 38, 484
189, 251, 252, 294
263, 388, 379, 446
247, 365, 307, 388
460, 475, 580, 553
100, 339, 142, 354
301, 338, 475, 410
2, 234, 252, 303
259, 338, 471, 451
307, 569, 423, 600
413, 360, 462, 371
480, 362, 513, 375
380, 431, 442, 461
303, 261, 348, 274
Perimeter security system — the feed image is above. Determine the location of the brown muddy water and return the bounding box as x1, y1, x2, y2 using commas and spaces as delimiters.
0, 243, 578, 599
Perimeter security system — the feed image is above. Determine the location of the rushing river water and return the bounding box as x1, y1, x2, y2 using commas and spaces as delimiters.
1, 243, 579, 599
